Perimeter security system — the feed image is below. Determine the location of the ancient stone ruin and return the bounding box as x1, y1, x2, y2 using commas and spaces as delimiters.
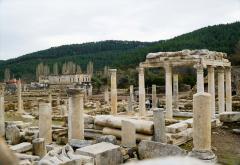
0, 49, 240, 165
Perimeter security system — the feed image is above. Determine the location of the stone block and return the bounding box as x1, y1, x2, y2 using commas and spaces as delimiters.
219, 112, 240, 122
69, 139, 93, 149
138, 140, 186, 160
166, 122, 188, 133
75, 142, 123, 165
10, 142, 32, 153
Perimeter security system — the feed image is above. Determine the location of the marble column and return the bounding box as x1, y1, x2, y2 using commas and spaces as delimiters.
0, 94, 5, 137
127, 96, 133, 114
173, 74, 179, 111
164, 64, 173, 119
110, 69, 117, 115
190, 92, 216, 161
195, 64, 204, 93
104, 86, 109, 104
121, 120, 136, 147
218, 67, 225, 113
152, 84, 157, 108
208, 66, 216, 118
39, 101, 52, 144
225, 67, 232, 112
88, 85, 92, 97
67, 89, 84, 141
130, 85, 134, 102
153, 108, 167, 143
17, 79, 24, 113
139, 67, 146, 116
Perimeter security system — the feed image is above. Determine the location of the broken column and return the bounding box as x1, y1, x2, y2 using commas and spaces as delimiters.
121, 120, 136, 147
208, 66, 216, 118
32, 138, 46, 158
110, 69, 117, 115
39, 101, 52, 144
225, 67, 232, 112
0, 93, 5, 137
173, 74, 179, 111
17, 79, 24, 113
139, 67, 146, 116
195, 64, 204, 93
152, 84, 157, 108
104, 86, 109, 104
218, 67, 225, 113
164, 64, 173, 119
189, 92, 216, 161
67, 89, 84, 141
130, 85, 134, 102
153, 108, 167, 143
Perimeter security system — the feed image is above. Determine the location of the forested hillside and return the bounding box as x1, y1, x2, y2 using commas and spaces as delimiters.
1, 22, 240, 81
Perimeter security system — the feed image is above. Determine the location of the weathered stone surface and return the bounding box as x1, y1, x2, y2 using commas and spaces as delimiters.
69, 139, 93, 148
232, 129, 240, 134
138, 140, 186, 160
6, 125, 21, 145
166, 122, 188, 133
121, 120, 136, 147
10, 142, 32, 153
32, 138, 46, 158
219, 112, 240, 122
96, 135, 117, 144
15, 153, 40, 161
76, 142, 123, 165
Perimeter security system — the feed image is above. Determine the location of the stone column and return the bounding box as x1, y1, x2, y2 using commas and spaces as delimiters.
121, 120, 136, 147
208, 66, 215, 118
189, 92, 216, 161
130, 85, 134, 102
164, 64, 173, 119
17, 79, 24, 113
153, 108, 167, 143
127, 96, 133, 114
195, 64, 204, 93
48, 91, 52, 106
67, 89, 84, 141
139, 67, 146, 116
173, 74, 179, 111
225, 67, 232, 112
218, 67, 225, 113
104, 86, 109, 104
110, 69, 117, 115
0, 94, 5, 137
152, 85, 157, 108
39, 101, 52, 144
88, 85, 92, 97
32, 138, 46, 158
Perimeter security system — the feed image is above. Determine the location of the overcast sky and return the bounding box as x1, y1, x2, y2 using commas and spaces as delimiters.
0, 0, 239, 60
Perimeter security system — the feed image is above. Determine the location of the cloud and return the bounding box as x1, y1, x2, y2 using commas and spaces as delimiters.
0, 0, 239, 60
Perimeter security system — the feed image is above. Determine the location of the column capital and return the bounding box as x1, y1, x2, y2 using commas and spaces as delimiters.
109, 69, 117, 74
164, 63, 172, 73
207, 65, 215, 73
194, 64, 204, 72
225, 66, 231, 72
138, 67, 144, 74
217, 67, 225, 73
67, 88, 84, 97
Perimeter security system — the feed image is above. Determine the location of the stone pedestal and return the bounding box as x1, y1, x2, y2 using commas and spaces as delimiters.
153, 108, 167, 143
139, 67, 146, 116
152, 85, 157, 108
189, 92, 216, 162
32, 138, 46, 158
208, 66, 215, 118
225, 67, 232, 112
0, 95, 5, 137
218, 68, 225, 113
165, 64, 173, 119
195, 64, 204, 93
67, 89, 84, 141
39, 101, 52, 144
121, 120, 136, 147
173, 74, 179, 111
110, 69, 117, 115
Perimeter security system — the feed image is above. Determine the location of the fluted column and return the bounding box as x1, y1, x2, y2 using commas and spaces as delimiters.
218, 67, 225, 113
110, 69, 117, 115
139, 67, 146, 116
208, 66, 215, 118
195, 64, 204, 93
225, 67, 232, 112
152, 84, 157, 108
164, 64, 172, 119
173, 74, 179, 111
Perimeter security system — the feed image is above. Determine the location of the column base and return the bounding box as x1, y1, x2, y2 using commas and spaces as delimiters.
189, 150, 217, 163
